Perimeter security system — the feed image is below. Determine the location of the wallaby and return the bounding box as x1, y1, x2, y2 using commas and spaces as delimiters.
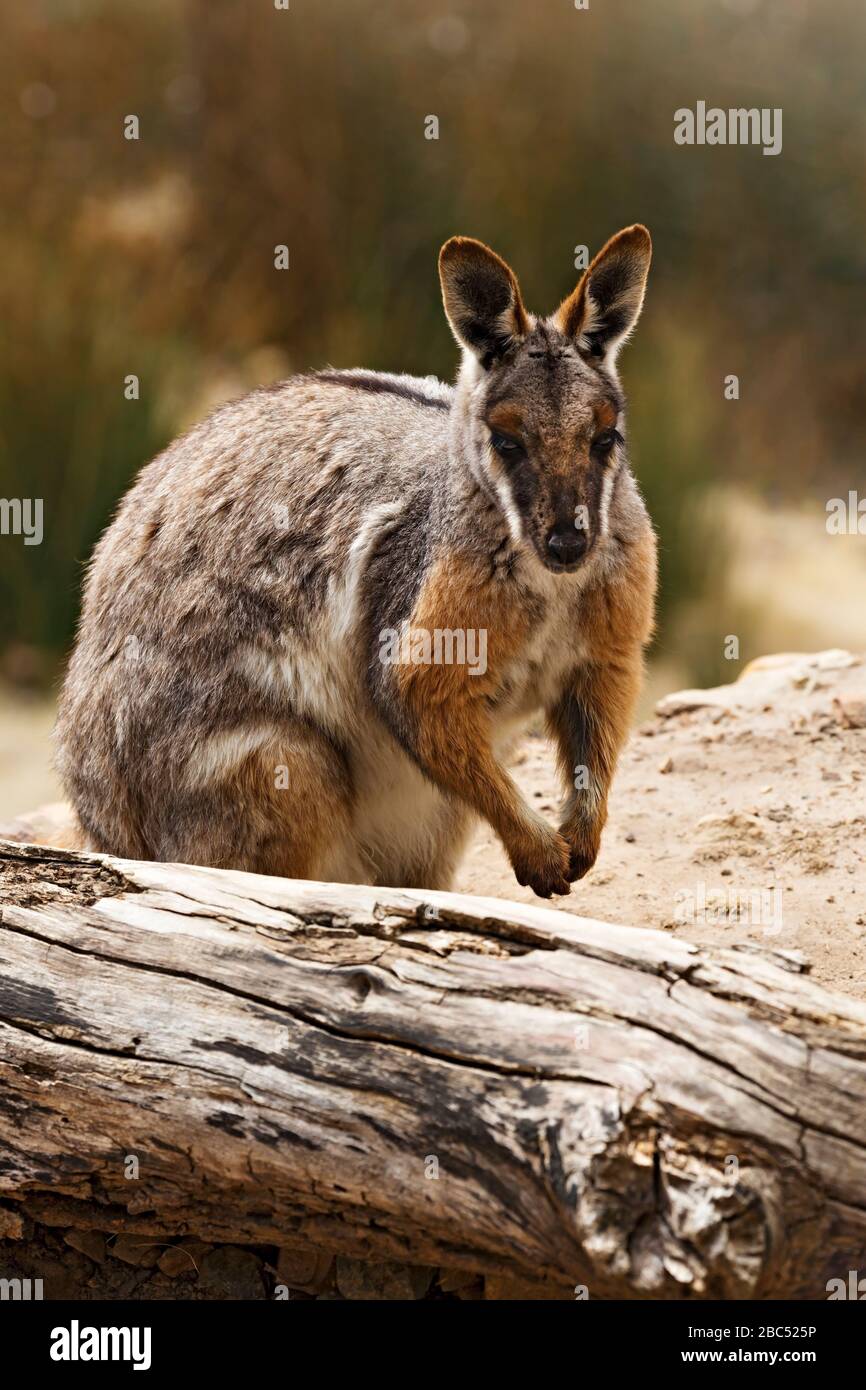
55, 225, 657, 898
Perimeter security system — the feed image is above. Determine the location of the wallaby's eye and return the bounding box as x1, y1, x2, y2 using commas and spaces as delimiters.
591, 428, 622, 458
490, 432, 524, 459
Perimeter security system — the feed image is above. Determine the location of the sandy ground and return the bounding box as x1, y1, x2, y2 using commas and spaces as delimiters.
0, 694, 59, 817
455, 650, 866, 1000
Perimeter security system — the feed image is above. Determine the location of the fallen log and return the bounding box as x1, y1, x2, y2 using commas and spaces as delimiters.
1, 838, 865, 1299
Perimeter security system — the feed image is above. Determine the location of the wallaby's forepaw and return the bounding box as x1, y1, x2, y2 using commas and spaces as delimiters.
510, 828, 572, 899
559, 820, 602, 882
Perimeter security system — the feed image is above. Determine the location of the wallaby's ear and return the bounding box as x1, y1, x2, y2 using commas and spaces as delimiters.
555, 224, 651, 365
439, 236, 529, 368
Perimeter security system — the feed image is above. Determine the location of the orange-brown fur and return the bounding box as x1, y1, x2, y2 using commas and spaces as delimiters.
396, 550, 574, 893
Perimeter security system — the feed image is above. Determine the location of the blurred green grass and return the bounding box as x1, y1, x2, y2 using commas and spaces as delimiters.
0, 0, 863, 696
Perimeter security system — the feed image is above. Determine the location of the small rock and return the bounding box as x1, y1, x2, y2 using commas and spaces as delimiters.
336, 1257, 434, 1301
658, 756, 674, 774
0, 1208, 25, 1240
624, 832, 636, 843
108, 1234, 162, 1268
695, 810, 766, 856
655, 689, 729, 718
64, 1229, 106, 1264
276, 1241, 335, 1294
438, 1266, 481, 1294
157, 1242, 210, 1277
832, 694, 866, 729
198, 1247, 265, 1299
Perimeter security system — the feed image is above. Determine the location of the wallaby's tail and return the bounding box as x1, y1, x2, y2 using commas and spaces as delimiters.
0, 801, 88, 852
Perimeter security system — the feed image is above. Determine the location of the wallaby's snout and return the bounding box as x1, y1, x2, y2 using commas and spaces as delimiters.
546, 524, 587, 571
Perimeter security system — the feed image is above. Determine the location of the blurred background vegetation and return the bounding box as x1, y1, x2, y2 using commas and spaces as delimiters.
0, 0, 864, 812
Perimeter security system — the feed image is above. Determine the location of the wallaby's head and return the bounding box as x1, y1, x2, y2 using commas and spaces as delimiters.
439, 226, 651, 573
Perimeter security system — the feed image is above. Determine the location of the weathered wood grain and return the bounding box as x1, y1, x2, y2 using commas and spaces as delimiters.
1, 838, 865, 1298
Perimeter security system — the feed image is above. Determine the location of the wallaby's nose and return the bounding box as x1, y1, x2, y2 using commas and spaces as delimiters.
546, 528, 588, 567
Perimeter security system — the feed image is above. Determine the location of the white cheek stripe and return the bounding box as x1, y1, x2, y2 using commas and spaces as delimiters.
598, 454, 620, 538
457, 351, 526, 544
489, 456, 525, 544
